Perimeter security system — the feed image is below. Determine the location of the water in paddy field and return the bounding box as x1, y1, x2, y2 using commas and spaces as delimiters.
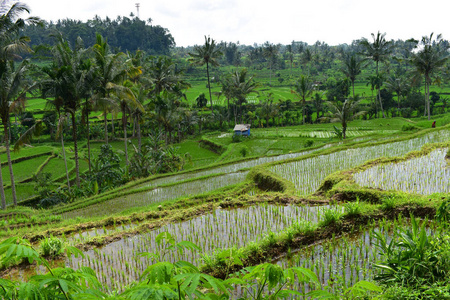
63, 171, 248, 218
63, 204, 335, 291
231, 218, 439, 299
354, 148, 450, 195
271, 130, 450, 195
132, 146, 324, 190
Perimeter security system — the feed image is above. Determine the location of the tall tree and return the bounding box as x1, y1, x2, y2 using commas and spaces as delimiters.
92, 33, 127, 144
327, 95, 366, 139
0, 2, 39, 207
340, 52, 366, 98
409, 33, 449, 120
223, 69, 259, 124
359, 31, 392, 118
107, 81, 144, 164
263, 42, 279, 85
41, 33, 91, 188
188, 36, 223, 113
385, 74, 410, 115
292, 75, 314, 125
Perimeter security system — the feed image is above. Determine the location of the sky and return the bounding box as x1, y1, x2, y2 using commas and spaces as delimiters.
15, 0, 450, 47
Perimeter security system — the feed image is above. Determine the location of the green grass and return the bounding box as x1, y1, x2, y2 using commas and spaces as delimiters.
173, 140, 219, 170
1, 155, 50, 184
4, 184, 37, 205
0, 146, 53, 162
39, 157, 75, 182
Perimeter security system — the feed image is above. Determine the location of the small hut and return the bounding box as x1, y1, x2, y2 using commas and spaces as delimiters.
233, 124, 251, 136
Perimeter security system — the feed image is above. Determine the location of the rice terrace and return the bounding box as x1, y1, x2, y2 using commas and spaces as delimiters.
1, 1, 450, 299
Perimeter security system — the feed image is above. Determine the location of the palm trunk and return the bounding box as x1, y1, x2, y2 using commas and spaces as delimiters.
4, 121, 17, 206
0, 156, 6, 209
377, 89, 386, 118
104, 110, 108, 144
137, 114, 141, 153
111, 114, 115, 139
426, 81, 431, 120
302, 99, 306, 125
206, 62, 213, 113
60, 127, 71, 192
86, 101, 91, 172
71, 112, 80, 188
122, 105, 129, 165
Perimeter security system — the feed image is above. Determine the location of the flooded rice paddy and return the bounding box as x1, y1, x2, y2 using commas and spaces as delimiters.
64, 204, 333, 290
354, 148, 450, 195
270, 130, 450, 195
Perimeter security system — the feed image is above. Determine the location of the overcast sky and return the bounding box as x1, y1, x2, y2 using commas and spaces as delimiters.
19, 0, 450, 47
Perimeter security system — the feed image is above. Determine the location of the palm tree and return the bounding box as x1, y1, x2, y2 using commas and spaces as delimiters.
292, 75, 314, 125
258, 93, 279, 128
385, 74, 410, 116
263, 42, 279, 85
188, 36, 223, 113
359, 31, 392, 118
327, 95, 366, 139
225, 69, 259, 124
107, 81, 144, 164
312, 92, 324, 121
41, 34, 90, 188
409, 33, 449, 120
92, 34, 127, 144
340, 52, 366, 98
45, 97, 71, 192
148, 56, 190, 98
0, 60, 30, 207
0, 3, 39, 207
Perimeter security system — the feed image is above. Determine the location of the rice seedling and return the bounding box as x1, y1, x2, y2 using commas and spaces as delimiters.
274, 217, 443, 298
63, 171, 249, 218
270, 131, 450, 195
132, 147, 323, 190
62, 204, 332, 290
354, 148, 450, 195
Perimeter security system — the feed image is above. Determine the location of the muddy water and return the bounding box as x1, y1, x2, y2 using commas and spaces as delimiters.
63, 171, 249, 218
354, 148, 450, 195
268, 219, 438, 298
271, 130, 450, 195
63, 204, 335, 291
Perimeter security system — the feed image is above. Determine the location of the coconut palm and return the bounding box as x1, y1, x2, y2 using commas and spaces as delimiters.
359, 31, 392, 118
188, 36, 223, 113
41, 34, 91, 188
44, 97, 71, 192
259, 93, 279, 128
0, 2, 39, 208
340, 52, 366, 98
292, 75, 314, 125
327, 95, 366, 139
409, 33, 449, 120
263, 42, 279, 86
223, 69, 259, 124
385, 74, 410, 115
92, 33, 127, 144
0, 60, 31, 207
106, 81, 144, 165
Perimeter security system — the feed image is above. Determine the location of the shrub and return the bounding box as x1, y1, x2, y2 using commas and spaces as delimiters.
41, 236, 63, 257
381, 196, 396, 211
304, 139, 314, 148
239, 145, 248, 157
344, 198, 362, 217
232, 134, 243, 143
401, 124, 419, 131
320, 208, 343, 226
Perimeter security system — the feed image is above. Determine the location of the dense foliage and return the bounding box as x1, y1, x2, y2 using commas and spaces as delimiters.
23, 16, 175, 55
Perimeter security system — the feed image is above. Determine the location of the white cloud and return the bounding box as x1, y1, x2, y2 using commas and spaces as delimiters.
22, 0, 450, 47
